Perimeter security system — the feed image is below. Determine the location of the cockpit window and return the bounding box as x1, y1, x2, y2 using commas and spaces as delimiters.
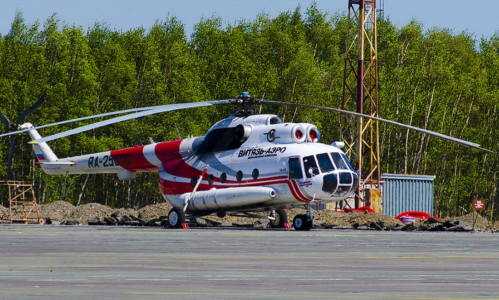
317, 153, 335, 173
341, 153, 355, 171
303, 155, 319, 178
330, 152, 348, 170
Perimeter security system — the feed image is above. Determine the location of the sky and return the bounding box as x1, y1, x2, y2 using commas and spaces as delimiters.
0, 0, 496, 41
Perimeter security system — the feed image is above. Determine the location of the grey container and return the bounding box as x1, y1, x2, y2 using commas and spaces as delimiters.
380, 173, 435, 217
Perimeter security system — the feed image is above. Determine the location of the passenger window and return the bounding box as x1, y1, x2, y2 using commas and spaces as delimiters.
317, 153, 335, 173
330, 152, 348, 170
303, 155, 319, 178
288, 157, 303, 179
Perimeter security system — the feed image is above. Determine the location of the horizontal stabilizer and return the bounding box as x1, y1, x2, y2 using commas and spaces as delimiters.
35, 161, 75, 165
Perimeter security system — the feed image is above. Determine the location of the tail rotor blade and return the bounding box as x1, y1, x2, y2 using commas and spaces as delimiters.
17, 98, 46, 124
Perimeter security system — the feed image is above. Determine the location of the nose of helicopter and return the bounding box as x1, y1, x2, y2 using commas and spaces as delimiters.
322, 171, 359, 196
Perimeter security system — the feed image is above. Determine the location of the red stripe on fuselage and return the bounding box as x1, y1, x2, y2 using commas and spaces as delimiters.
109, 140, 185, 173
111, 146, 157, 172
162, 158, 206, 180
155, 140, 183, 162
158, 177, 309, 203
290, 180, 311, 202
156, 149, 310, 203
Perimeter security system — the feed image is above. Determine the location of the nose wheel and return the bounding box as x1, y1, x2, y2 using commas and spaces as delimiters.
293, 214, 313, 230
293, 206, 313, 231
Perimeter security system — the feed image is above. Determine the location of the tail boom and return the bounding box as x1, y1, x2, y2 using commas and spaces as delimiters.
23, 122, 185, 179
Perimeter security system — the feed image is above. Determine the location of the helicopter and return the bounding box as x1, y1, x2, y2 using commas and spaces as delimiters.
1, 92, 492, 230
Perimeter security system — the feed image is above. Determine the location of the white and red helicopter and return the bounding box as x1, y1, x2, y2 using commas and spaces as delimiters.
2, 93, 492, 230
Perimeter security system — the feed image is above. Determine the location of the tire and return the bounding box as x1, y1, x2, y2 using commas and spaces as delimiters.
304, 218, 313, 231
270, 209, 288, 228
293, 214, 306, 231
167, 207, 185, 229
293, 214, 313, 231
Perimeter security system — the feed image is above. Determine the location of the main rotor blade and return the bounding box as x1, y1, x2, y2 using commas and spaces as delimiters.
17, 98, 47, 124
31, 100, 231, 144
0, 111, 9, 127
0, 105, 166, 138
262, 100, 492, 153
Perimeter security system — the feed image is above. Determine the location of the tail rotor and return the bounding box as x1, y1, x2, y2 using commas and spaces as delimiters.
0, 98, 46, 180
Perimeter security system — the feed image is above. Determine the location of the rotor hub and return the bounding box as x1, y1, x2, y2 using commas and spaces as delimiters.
230, 92, 262, 117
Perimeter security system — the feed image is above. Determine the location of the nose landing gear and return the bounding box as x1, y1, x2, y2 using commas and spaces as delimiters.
293, 205, 313, 231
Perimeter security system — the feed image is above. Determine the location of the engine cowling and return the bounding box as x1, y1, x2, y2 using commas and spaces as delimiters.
305, 125, 320, 143
255, 123, 307, 144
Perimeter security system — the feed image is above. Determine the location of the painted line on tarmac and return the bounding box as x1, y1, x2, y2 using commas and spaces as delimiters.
125, 291, 498, 300
357, 255, 499, 260
1, 254, 498, 261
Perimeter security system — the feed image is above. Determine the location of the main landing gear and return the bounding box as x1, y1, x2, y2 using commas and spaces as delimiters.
269, 209, 288, 228
165, 206, 313, 230
166, 207, 186, 229
293, 205, 313, 231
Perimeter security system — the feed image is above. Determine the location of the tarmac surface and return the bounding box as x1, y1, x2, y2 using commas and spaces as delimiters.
0, 225, 498, 300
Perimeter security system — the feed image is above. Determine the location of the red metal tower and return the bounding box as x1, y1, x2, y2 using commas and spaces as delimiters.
341, 0, 381, 209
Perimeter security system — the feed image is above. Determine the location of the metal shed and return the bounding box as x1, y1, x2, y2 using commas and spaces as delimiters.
380, 173, 435, 217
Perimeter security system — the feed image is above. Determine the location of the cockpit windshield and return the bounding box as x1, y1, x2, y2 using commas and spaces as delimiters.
341, 153, 355, 171
316, 153, 335, 173
330, 152, 349, 170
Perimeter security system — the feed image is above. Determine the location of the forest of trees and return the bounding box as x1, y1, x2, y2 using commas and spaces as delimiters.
1, 5, 498, 218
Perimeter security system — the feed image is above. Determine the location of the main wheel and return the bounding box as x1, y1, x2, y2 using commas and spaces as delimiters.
167, 207, 185, 229
270, 209, 288, 228
293, 214, 313, 231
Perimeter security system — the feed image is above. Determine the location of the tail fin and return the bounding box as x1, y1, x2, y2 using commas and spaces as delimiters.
19, 123, 58, 162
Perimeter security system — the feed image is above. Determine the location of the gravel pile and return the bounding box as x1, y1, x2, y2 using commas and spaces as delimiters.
64, 203, 114, 225
1, 201, 498, 232
287, 208, 403, 229
0, 205, 8, 219
443, 212, 497, 231
137, 202, 171, 222
39, 201, 76, 223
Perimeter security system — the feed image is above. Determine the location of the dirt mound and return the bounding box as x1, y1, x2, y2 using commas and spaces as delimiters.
39, 201, 76, 222
204, 213, 256, 226
65, 203, 114, 225
7, 199, 498, 232
285, 208, 403, 229
112, 208, 139, 219
327, 211, 402, 228
137, 202, 171, 222
0, 205, 8, 219
443, 212, 495, 231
